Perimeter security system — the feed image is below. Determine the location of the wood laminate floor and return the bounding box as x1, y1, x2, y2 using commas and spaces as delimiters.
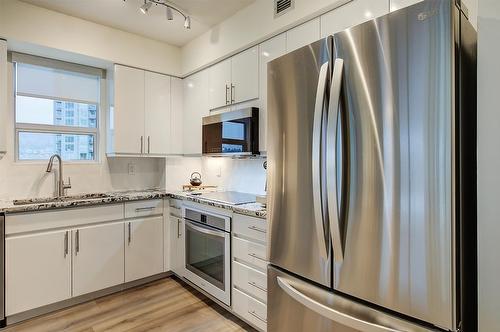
4, 277, 256, 332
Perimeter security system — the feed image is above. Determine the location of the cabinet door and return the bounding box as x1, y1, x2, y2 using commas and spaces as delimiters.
170, 77, 184, 154
321, 0, 389, 37
390, 0, 422, 11
208, 58, 231, 110
145, 71, 171, 155
163, 215, 171, 272
113, 65, 145, 154
286, 17, 320, 52
72, 222, 125, 297
6, 230, 71, 315
125, 216, 164, 282
183, 70, 209, 155
259, 34, 286, 152
169, 216, 185, 276
231, 46, 259, 104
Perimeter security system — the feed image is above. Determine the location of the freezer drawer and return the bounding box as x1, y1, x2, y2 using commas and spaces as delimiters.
267, 266, 435, 332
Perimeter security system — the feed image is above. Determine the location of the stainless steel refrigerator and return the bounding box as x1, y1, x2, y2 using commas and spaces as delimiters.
267, 0, 477, 331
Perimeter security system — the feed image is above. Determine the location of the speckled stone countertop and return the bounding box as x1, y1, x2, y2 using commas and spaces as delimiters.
0, 189, 267, 219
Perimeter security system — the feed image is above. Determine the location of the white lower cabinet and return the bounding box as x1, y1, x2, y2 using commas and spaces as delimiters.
125, 216, 164, 282
232, 213, 268, 331
169, 215, 185, 277
6, 230, 71, 316
72, 222, 125, 297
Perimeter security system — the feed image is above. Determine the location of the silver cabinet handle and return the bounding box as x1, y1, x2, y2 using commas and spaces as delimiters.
64, 231, 69, 257
75, 229, 80, 255
230, 84, 235, 103
140, 136, 144, 154
327, 58, 345, 263
128, 222, 131, 245
135, 207, 155, 212
248, 310, 267, 323
147, 136, 150, 154
225, 84, 229, 104
248, 225, 266, 233
248, 281, 267, 292
312, 61, 330, 260
177, 218, 182, 238
248, 253, 266, 261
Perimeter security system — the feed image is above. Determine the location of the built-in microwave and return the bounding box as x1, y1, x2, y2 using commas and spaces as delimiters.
202, 108, 259, 156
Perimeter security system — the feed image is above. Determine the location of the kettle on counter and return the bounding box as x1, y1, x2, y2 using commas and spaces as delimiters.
189, 172, 203, 186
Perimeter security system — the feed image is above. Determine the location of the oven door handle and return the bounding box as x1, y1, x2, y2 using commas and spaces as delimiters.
186, 221, 226, 238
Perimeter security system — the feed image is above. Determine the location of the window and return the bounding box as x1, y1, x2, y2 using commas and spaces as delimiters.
13, 54, 103, 161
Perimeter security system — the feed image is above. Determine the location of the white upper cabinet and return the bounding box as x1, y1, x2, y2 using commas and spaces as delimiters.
286, 17, 321, 52
320, 0, 389, 38
390, 0, 422, 12
183, 69, 209, 155
109, 65, 175, 156
259, 34, 287, 152
207, 47, 259, 110
208, 59, 231, 110
6, 230, 72, 316
231, 46, 259, 104
145, 71, 171, 155
111, 64, 145, 154
72, 222, 125, 297
170, 77, 184, 154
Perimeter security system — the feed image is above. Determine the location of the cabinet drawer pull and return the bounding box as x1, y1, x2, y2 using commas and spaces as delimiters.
248, 310, 267, 323
135, 207, 155, 212
248, 253, 266, 261
75, 229, 80, 255
64, 231, 69, 257
248, 225, 266, 233
128, 222, 132, 245
248, 281, 267, 292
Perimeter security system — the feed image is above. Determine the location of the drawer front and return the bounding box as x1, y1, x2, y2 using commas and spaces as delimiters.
125, 199, 163, 219
233, 288, 267, 331
169, 206, 182, 218
233, 213, 267, 243
233, 261, 267, 303
169, 199, 183, 209
233, 236, 268, 272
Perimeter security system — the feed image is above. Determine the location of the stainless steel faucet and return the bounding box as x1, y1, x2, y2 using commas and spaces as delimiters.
46, 154, 71, 197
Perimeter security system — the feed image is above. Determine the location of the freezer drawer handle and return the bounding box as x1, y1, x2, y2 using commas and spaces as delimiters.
248, 310, 267, 323
277, 277, 401, 332
248, 225, 266, 233
248, 281, 267, 292
327, 58, 345, 262
311, 61, 330, 260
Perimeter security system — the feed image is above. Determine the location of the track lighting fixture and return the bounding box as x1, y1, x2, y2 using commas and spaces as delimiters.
125, 0, 191, 29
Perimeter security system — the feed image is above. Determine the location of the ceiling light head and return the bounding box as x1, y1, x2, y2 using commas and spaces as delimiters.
166, 6, 173, 20
140, 0, 152, 14
184, 16, 191, 29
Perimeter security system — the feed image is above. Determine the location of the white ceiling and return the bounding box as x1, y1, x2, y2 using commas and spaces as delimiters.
20, 0, 255, 46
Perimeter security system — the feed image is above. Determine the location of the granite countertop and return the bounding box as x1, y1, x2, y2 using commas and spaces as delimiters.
0, 189, 267, 219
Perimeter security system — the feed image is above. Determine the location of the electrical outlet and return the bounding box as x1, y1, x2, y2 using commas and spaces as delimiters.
217, 165, 222, 178
128, 163, 136, 175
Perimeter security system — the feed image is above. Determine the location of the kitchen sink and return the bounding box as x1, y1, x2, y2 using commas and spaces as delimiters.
12, 193, 114, 205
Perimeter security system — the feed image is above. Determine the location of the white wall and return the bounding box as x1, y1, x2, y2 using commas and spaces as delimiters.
181, 0, 350, 75
477, 0, 500, 330
165, 157, 266, 196
0, 0, 181, 76
0, 57, 165, 200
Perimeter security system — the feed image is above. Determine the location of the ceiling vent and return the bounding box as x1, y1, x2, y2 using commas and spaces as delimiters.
274, 0, 294, 18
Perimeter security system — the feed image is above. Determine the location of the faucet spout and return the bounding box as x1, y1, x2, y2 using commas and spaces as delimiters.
46, 154, 71, 197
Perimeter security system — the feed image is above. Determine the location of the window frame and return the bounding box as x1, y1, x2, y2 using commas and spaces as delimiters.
11, 53, 104, 163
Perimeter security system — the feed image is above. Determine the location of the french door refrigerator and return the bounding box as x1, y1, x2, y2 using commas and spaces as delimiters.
267, 1, 477, 331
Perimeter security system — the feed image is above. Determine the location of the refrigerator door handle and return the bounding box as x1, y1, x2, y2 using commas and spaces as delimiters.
312, 61, 330, 260
327, 58, 345, 263
277, 276, 400, 332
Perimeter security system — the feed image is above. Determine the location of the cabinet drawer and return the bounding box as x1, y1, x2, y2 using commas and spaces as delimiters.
233, 288, 267, 331
233, 236, 268, 272
125, 199, 163, 219
233, 261, 267, 303
233, 214, 267, 243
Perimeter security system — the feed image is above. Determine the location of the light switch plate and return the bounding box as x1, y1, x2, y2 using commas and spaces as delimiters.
128, 163, 136, 175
